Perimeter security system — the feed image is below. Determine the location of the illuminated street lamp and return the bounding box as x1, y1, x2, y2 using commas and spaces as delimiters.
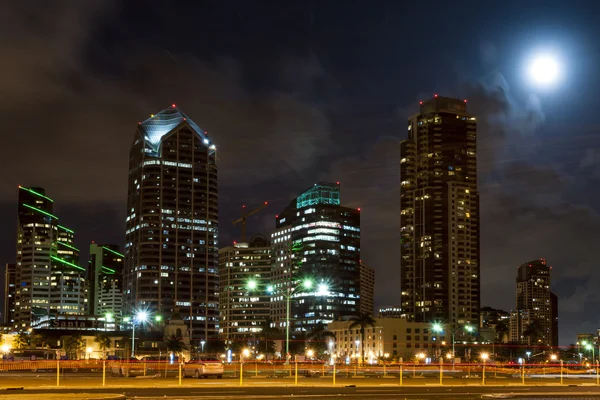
1, 344, 11, 354
267, 278, 327, 361
86, 347, 93, 360
127, 310, 151, 358
431, 322, 475, 368
247, 279, 258, 290
306, 349, 314, 358
480, 353, 489, 385
550, 354, 558, 362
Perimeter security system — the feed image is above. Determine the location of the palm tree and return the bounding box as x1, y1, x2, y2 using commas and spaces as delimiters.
349, 313, 376, 365
94, 334, 112, 358
307, 325, 335, 357
165, 334, 188, 356
63, 334, 84, 359
494, 321, 509, 344
259, 318, 280, 354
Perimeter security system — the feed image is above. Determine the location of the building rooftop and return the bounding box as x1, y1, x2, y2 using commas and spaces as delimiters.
138, 105, 214, 156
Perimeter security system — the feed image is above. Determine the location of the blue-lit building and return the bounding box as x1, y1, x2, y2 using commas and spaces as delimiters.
15, 186, 87, 329
270, 182, 361, 336
124, 105, 219, 344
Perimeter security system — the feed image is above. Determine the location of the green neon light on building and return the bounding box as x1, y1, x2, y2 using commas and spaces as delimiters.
51, 256, 85, 271
58, 241, 79, 252
22, 203, 58, 219
296, 182, 340, 209
19, 186, 54, 203
102, 246, 124, 258
102, 266, 116, 274
57, 225, 74, 234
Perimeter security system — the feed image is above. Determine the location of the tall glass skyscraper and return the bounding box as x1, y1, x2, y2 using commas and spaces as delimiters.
271, 182, 361, 334
88, 243, 124, 326
15, 186, 86, 329
124, 105, 219, 343
400, 96, 480, 329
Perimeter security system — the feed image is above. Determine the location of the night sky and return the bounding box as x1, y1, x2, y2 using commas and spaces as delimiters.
1, 0, 599, 345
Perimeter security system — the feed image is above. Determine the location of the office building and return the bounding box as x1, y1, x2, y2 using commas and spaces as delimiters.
328, 317, 446, 362
218, 235, 271, 339
400, 96, 480, 329
124, 105, 219, 342
271, 182, 361, 333
88, 243, 124, 321
479, 306, 510, 343
509, 258, 557, 347
359, 263, 375, 316
15, 186, 86, 329
3, 263, 16, 325
378, 306, 403, 318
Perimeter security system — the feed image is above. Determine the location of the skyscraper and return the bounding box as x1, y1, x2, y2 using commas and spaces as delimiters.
271, 182, 361, 333
3, 263, 16, 326
124, 105, 219, 342
510, 258, 557, 348
88, 243, 124, 322
359, 263, 375, 316
15, 186, 86, 329
400, 96, 480, 329
218, 235, 271, 340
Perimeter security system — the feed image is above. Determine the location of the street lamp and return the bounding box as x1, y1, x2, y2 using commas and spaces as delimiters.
247, 279, 258, 290
127, 310, 150, 358
431, 323, 475, 367
480, 353, 489, 385
1, 344, 11, 354
267, 278, 326, 361
550, 354, 558, 362
306, 349, 314, 358
201, 340, 206, 353
86, 347, 93, 360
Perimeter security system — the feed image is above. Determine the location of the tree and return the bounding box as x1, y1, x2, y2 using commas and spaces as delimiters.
307, 325, 335, 357
94, 334, 112, 358
259, 318, 280, 355
523, 321, 543, 351
62, 334, 84, 360
13, 333, 30, 349
494, 322, 509, 344
349, 313, 376, 365
164, 335, 188, 355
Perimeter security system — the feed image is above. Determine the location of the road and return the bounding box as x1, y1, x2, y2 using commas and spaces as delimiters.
3, 373, 600, 399
3, 385, 600, 399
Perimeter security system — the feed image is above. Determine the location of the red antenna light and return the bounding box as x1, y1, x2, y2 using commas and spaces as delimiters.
242, 205, 246, 208
183, 118, 186, 121
275, 214, 279, 218
419, 101, 423, 105
138, 122, 141, 124
434, 94, 438, 98
264, 201, 268, 205
233, 241, 237, 244
336, 181, 340, 185
357, 208, 361, 211
172, 104, 176, 107
464, 99, 467, 103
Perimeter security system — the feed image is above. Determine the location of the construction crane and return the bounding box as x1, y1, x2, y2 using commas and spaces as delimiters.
232, 201, 268, 243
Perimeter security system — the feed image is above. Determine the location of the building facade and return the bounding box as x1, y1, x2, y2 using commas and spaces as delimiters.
359, 263, 375, 316
400, 96, 480, 329
218, 235, 271, 339
378, 306, 403, 318
88, 243, 124, 322
3, 263, 16, 326
15, 186, 86, 329
124, 106, 219, 342
271, 182, 361, 333
327, 318, 447, 362
510, 258, 557, 348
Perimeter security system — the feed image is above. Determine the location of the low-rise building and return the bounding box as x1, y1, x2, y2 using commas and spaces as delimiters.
327, 318, 447, 362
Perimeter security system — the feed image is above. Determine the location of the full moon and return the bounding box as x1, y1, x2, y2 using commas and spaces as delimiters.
528, 55, 560, 86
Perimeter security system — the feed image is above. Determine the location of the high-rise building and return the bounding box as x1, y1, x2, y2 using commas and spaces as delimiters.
218, 235, 271, 340
271, 182, 361, 333
124, 105, 219, 342
15, 186, 86, 329
3, 263, 16, 325
400, 96, 480, 329
359, 263, 375, 316
510, 258, 556, 348
88, 243, 124, 321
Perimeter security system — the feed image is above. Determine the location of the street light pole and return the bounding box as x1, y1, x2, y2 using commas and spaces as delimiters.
132, 322, 136, 358
286, 287, 291, 360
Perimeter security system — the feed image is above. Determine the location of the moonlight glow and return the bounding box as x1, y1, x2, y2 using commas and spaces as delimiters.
528, 54, 561, 86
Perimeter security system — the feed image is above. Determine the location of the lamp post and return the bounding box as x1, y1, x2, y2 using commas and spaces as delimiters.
124, 311, 151, 358
267, 278, 328, 361
481, 352, 489, 385
431, 323, 475, 368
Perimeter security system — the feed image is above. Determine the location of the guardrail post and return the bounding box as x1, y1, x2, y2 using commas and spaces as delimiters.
56, 359, 60, 387
143, 362, 146, 376
294, 360, 298, 385
560, 360, 563, 385
178, 362, 182, 386
333, 362, 336, 386
240, 362, 243, 386
400, 364, 403, 386
440, 358, 443, 385
103, 359, 106, 387
255, 362, 258, 377
521, 365, 525, 385
383, 362, 386, 377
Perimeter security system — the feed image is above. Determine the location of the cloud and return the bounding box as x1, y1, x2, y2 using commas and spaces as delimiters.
0, 2, 335, 206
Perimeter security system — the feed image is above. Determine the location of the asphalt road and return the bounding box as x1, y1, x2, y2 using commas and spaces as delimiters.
4, 385, 600, 399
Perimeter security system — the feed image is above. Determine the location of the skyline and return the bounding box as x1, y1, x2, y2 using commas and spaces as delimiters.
1, 1, 600, 345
